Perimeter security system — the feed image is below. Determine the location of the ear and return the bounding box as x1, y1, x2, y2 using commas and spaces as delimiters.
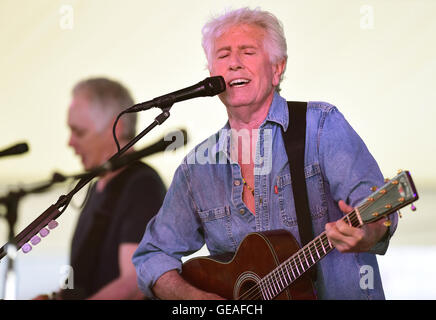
109, 115, 125, 142
272, 58, 287, 87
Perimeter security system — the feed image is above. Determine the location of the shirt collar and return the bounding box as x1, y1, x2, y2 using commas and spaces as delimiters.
262, 92, 289, 132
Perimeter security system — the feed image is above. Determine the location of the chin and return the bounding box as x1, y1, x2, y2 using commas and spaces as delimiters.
221, 95, 254, 108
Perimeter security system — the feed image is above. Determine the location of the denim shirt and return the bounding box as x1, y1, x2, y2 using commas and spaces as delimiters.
133, 93, 398, 300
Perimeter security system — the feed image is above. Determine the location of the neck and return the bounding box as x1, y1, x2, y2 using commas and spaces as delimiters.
95, 140, 134, 192
226, 93, 274, 131
96, 169, 122, 192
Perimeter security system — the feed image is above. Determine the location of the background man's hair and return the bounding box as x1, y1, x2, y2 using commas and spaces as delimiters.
73, 77, 137, 140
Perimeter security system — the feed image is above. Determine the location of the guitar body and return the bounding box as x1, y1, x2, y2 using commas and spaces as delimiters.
181, 230, 317, 300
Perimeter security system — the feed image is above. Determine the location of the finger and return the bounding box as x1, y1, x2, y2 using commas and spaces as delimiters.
335, 219, 360, 237
338, 200, 353, 214
325, 222, 350, 250
326, 221, 364, 252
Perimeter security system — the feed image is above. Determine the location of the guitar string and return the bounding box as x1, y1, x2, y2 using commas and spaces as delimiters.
245, 211, 361, 299
239, 184, 400, 299
237, 201, 374, 300
238, 210, 362, 300
238, 237, 331, 300
238, 231, 336, 300
246, 195, 395, 300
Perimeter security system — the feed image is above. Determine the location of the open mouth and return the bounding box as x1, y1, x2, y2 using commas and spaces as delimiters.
228, 78, 251, 87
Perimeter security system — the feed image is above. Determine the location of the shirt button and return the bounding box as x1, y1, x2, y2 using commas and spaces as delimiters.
239, 208, 245, 215
234, 180, 241, 186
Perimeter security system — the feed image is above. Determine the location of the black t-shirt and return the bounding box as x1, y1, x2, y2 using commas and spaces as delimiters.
62, 161, 166, 299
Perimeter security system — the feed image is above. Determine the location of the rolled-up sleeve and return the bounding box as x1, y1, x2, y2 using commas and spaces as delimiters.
317, 104, 398, 255
132, 161, 205, 298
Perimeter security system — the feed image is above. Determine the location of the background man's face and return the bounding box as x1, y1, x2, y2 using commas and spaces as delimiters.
67, 92, 115, 170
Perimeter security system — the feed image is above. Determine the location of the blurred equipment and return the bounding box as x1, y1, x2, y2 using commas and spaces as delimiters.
55, 128, 188, 181
0, 128, 188, 263
0, 171, 64, 299
0, 142, 29, 158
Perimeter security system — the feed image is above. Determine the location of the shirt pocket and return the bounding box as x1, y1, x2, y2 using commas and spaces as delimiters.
197, 206, 237, 253
277, 163, 328, 228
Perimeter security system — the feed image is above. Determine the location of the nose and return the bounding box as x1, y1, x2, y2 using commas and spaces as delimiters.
229, 52, 243, 71
68, 134, 78, 151
68, 134, 74, 147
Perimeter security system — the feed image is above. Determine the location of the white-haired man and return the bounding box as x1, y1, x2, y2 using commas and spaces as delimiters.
39, 78, 166, 299
133, 8, 397, 300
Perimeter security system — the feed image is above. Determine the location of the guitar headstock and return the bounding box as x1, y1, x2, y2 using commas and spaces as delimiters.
357, 170, 419, 224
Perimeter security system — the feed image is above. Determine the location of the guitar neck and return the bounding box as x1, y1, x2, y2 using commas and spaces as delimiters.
258, 170, 418, 300
258, 209, 362, 300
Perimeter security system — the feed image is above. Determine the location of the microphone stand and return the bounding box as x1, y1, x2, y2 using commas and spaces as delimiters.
56, 107, 172, 209
0, 105, 172, 273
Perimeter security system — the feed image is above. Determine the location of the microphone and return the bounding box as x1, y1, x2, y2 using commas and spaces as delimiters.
0, 142, 29, 158
126, 76, 226, 113
95, 128, 188, 175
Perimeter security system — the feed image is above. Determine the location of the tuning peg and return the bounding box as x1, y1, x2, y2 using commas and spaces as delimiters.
30, 235, 41, 246
39, 227, 50, 238
383, 220, 392, 227
48, 220, 58, 229
411, 204, 417, 211
371, 186, 378, 192
384, 178, 390, 183
22, 243, 32, 254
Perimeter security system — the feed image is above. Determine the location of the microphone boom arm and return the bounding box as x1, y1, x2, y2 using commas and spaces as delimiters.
0, 107, 172, 261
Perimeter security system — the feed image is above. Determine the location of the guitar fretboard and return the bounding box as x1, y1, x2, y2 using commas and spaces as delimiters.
257, 210, 362, 300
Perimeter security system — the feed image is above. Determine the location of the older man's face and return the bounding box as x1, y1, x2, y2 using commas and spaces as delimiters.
67, 92, 115, 171
209, 24, 282, 112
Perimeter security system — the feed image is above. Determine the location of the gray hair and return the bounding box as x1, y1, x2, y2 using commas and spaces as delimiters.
201, 7, 287, 91
72, 77, 136, 140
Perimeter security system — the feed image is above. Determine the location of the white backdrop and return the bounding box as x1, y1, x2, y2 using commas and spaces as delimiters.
0, 0, 435, 299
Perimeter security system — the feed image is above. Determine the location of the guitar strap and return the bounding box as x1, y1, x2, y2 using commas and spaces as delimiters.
282, 101, 317, 280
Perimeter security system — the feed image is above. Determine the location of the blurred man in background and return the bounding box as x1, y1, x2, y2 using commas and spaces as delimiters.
38, 77, 166, 299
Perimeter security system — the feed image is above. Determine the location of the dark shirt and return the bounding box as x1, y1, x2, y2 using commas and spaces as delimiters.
62, 161, 166, 299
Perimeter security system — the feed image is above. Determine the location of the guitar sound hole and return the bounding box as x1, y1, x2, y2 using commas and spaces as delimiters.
238, 280, 262, 300
235, 272, 263, 300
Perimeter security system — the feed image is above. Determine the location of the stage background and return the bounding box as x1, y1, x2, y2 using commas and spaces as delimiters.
1, 0, 435, 299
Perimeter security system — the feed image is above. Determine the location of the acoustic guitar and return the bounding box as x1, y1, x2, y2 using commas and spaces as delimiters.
181, 170, 419, 300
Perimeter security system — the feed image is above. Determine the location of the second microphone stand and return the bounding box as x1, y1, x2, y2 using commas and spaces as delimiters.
0, 106, 172, 264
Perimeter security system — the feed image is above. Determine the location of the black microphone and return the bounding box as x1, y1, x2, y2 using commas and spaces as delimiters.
0, 142, 29, 158
126, 76, 226, 113
95, 128, 188, 175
